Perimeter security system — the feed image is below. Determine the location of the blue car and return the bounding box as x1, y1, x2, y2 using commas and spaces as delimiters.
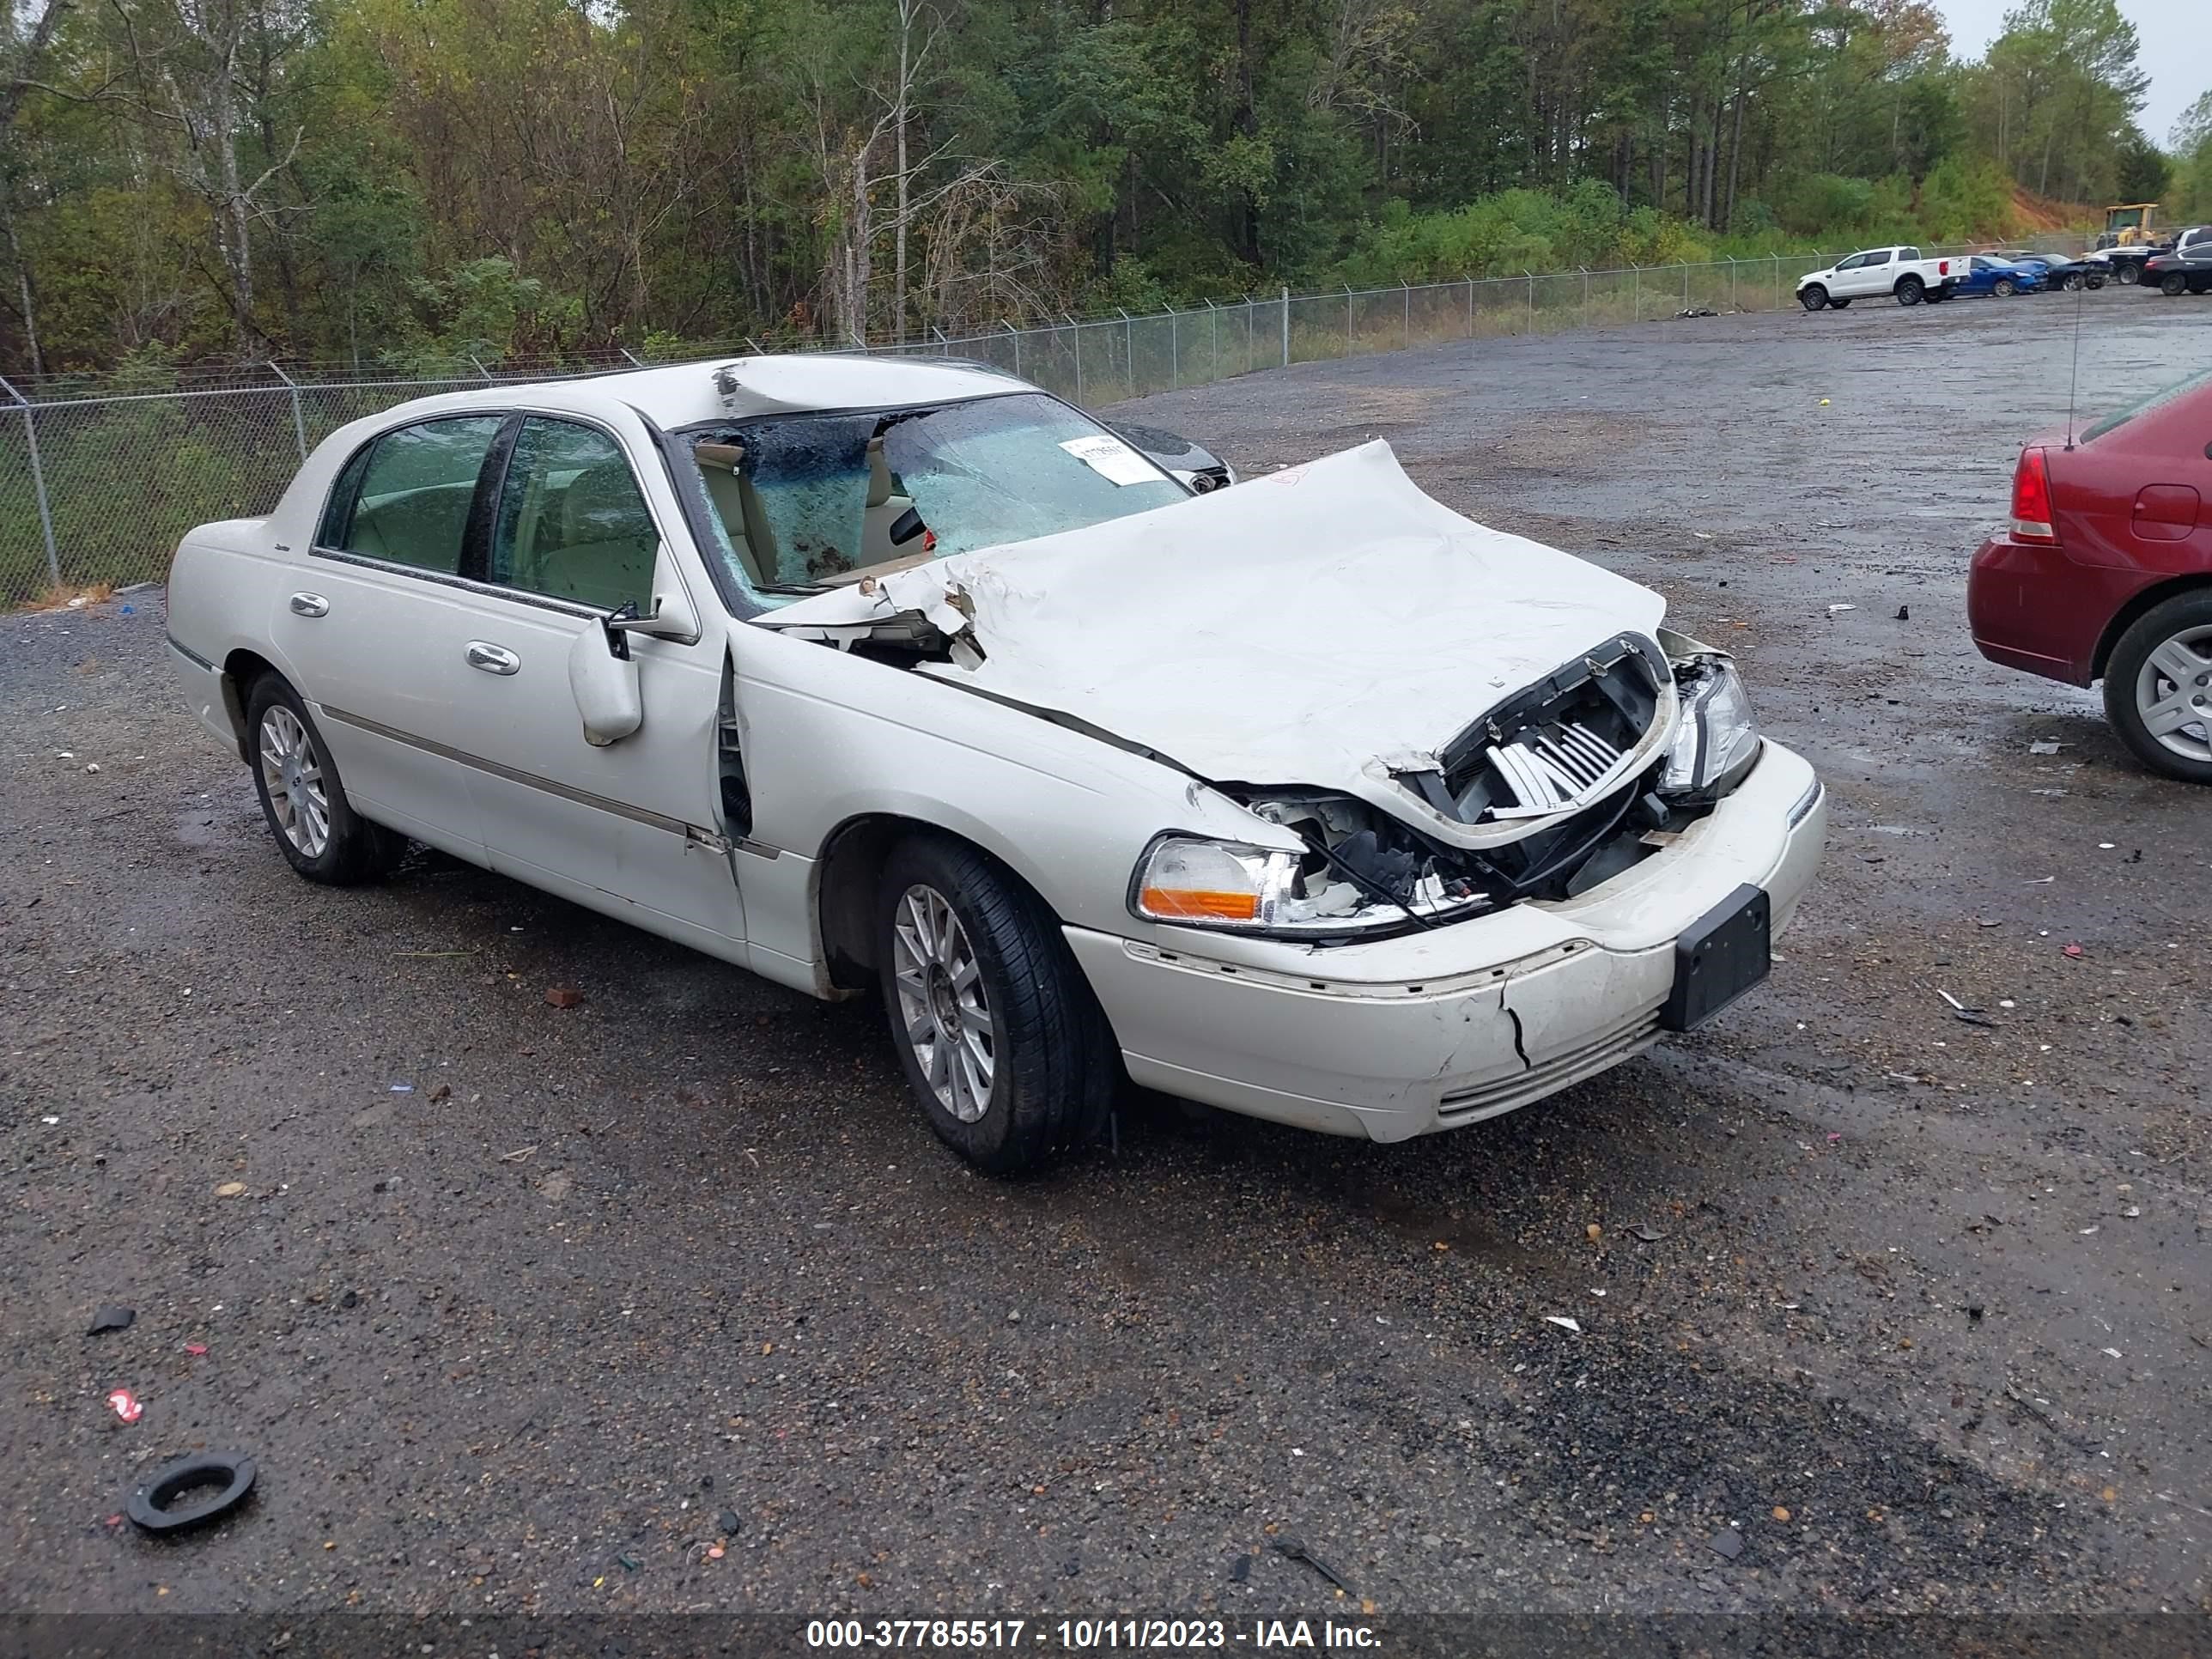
1954, 255, 2045, 298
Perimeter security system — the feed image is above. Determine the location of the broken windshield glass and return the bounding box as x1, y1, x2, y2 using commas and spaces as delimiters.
690, 392, 1187, 598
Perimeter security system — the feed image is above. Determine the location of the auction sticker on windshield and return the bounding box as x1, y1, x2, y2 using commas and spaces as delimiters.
1059, 434, 1157, 485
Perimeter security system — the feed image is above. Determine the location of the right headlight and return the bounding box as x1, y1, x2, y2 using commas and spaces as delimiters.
1662, 658, 1760, 799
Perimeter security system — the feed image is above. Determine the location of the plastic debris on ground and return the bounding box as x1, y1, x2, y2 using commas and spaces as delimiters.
2030, 740, 2063, 755
1544, 1316, 1583, 1334
545, 987, 585, 1009
87, 1306, 134, 1335
105, 1388, 143, 1423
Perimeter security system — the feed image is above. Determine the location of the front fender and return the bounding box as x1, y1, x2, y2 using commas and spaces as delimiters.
729, 623, 1287, 967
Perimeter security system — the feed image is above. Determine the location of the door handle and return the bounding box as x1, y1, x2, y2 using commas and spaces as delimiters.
465, 641, 520, 676
289, 592, 329, 617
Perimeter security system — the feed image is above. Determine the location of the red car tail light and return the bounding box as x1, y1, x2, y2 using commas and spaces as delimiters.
2011, 447, 2056, 542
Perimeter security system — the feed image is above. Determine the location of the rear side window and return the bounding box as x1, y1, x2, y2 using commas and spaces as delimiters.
2081, 366, 2212, 443
489, 417, 659, 612
1864, 250, 1892, 266
337, 416, 505, 574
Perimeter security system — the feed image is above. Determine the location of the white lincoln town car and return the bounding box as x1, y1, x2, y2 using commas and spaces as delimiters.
167, 356, 1826, 1173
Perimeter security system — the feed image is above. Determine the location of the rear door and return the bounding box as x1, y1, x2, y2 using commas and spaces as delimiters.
271, 413, 508, 859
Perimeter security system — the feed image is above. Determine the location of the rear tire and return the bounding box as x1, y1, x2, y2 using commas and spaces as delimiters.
2115, 263, 2138, 285
1798, 285, 1828, 313
2102, 592, 2212, 786
875, 835, 1115, 1176
244, 673, 406, 884
1896, 275, 1924, 306
1829, 297, 1850, 309
2161, 273, 2188, 297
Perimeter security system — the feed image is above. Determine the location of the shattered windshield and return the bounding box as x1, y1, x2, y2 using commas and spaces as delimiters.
682, 392, 1186, 598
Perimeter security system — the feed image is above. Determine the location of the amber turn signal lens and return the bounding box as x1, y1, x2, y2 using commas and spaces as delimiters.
1138, 886, 1261, 921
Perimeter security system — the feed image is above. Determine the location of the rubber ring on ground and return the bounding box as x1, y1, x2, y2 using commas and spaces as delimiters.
125, 1452, 257, 1534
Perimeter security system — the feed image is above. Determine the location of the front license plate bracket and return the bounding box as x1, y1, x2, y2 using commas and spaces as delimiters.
1662, 883, 1771, 1032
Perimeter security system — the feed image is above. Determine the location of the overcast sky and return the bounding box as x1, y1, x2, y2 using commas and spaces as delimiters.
1933, 0, 2208, 148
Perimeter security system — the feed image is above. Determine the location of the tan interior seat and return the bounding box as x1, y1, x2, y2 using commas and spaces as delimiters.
860, 437, 916, 565
691, 443, 769, 587
532, 464, 656, 611
347, 483, 473, 573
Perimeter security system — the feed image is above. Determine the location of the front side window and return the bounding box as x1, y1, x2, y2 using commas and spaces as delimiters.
337, 416, 504, 573
682, 391, 1186, 599
490, 417, 659, 612
1835, 253, 1867, 270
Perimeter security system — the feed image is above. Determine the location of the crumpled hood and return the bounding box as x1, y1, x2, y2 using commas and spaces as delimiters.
756, 441, 1666, 809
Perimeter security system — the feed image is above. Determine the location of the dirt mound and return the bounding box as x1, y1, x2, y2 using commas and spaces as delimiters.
2011, 185, 2091, 233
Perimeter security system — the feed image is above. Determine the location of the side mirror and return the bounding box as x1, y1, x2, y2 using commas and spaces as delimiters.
604, 544, 700, 646
568, 621, 642, 747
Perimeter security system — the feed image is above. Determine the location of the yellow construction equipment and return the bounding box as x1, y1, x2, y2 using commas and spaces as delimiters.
2099, 204, 2160, 248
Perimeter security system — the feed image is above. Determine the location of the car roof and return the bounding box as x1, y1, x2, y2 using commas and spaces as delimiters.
362, 354, 1024, 431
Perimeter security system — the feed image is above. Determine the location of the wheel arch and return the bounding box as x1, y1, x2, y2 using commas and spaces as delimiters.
814, 811, 1077, 996
2092, 574, 2212, 681
220, 648, 283, 764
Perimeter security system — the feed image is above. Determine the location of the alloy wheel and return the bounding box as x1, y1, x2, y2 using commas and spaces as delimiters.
2135, 626, 2212, 765
258, 704, 330, 858
890, 884, 996, 1123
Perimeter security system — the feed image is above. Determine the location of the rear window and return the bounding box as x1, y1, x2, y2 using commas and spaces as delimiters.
2081, 367, 2212, 443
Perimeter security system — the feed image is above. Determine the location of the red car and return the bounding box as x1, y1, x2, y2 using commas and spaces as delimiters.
1968, 367, 2212, 783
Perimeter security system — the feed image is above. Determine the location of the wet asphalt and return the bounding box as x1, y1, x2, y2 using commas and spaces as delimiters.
4, 290, 2211, 1625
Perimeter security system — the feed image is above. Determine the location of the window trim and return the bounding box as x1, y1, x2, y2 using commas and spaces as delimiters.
309, 406, 696, 629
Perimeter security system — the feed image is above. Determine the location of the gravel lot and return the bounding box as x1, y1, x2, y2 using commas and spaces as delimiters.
6, 292, 2211, 1626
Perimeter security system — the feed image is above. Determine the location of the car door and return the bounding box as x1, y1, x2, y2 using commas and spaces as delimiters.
437, 411, 747, 957
270, 413, 508, 860
1844, 249, 1891, 298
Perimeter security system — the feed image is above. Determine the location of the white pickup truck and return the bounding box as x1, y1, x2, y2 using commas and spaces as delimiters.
1796, 246, 1960, 312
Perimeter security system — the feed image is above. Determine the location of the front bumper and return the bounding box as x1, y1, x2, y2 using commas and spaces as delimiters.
1066, 740, 1827, 1142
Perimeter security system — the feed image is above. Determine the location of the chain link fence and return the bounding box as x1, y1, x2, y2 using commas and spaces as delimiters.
0, 238, 2089, 609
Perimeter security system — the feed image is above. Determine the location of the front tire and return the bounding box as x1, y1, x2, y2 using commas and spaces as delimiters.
244, 673, 406, 884
875, 836, 1115, 1175
1992, 277, 2016, 298
2102, 592, 2212, 785
1799, 284, 1828, 313
1896, 275, 1924, 306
